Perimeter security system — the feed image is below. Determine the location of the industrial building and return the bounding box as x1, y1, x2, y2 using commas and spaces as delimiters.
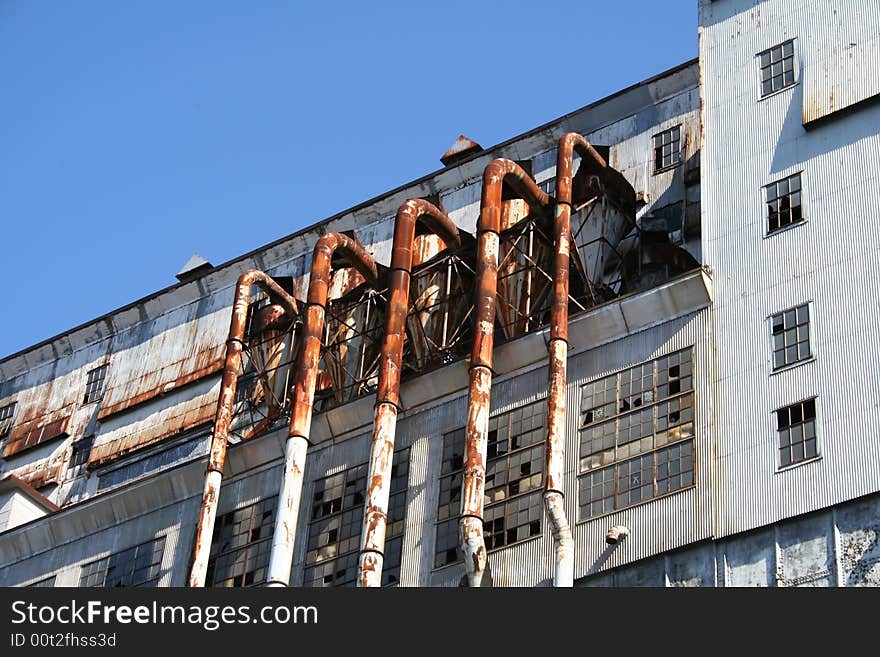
1, 0, 878, 587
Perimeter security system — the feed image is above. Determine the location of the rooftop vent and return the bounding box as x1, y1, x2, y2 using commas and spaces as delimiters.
176, 253, 213, 282
440, 135, 483, 167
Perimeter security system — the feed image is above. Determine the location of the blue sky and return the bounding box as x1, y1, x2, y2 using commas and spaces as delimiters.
0, 1, 697, 359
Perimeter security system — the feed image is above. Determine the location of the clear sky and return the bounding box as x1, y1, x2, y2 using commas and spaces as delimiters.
0, 1, 697, 359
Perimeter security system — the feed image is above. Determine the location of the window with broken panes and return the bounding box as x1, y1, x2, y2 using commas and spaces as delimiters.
653, 125, 681, 173
83, 364, 108, 404
303, 449, 409, 587
759, 40, 796, 97
434, 400, 545, 569
578, 348, 695, 520
0, 401, 15, 437
68, 436, 94, 474
766, 172, 802, 234
206, 497, 276, 587
776, 398, 818, 468
79, 536, 166, 587
771, 303, 811, 369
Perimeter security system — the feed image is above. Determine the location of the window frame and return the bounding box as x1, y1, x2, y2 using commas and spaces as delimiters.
767, 301, 815, 373
83, 363, 109, 405
78, 536, 166, 588
575, 347, 698, 524
757, 38, 798, 100
773, 396, 821, 471
763, 170, 806, 237
652, 125, 683, 174
432, 398, 547, 571
205, 497, 276, 588
303, 448, 410, 587
0, 401, 16, 438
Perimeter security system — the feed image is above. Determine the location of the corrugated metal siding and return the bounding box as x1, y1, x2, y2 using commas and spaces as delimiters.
701, 0, 880, 538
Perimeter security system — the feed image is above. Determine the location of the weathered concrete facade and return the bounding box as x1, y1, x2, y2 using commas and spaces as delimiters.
1, 0, 878, 587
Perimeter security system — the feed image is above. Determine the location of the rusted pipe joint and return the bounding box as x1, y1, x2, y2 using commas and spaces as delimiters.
373, 398, 403, 412
606, 525, 630, 544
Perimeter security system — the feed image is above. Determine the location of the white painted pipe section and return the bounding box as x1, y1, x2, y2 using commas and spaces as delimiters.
266, 435, 309, 586
545, 491, 574, 587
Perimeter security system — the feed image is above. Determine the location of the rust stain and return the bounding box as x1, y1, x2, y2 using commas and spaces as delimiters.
2, 409, 73, 458
7, 455, 65, 489
97, 346, 226, 420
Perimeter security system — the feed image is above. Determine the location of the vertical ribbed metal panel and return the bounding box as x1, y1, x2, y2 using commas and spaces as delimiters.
701, 0, 880, 539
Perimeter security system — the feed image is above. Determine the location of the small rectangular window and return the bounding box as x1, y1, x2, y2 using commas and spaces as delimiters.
0, 402, 15, 437
766, 172, 803, 233
79, 536, 166, 587
776, 399, 818, 468
759, 40, 796, 97
653, 126, 682, 173
83, 364, 108, 404
770, 303, 811, 370
538, 177, 556, 197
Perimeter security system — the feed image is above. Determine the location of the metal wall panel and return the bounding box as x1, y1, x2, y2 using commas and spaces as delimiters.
700, 0, 880, 538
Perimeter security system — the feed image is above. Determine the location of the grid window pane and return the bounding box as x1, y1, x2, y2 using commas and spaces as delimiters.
771, 303, 811, 369
305, 449, 409, 587
83, 364, 108, 404
0, 402, 15, 437
766, 173, 803, 233
206, 497, 276, 588
79, 536, 166, 588
759, 40, 796, 96
653, 125, 682, 172
577, 348, 696, 520
776, 399, 818, 468
434, 399, 546, 568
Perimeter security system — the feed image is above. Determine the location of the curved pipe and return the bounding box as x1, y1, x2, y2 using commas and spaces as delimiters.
461, 159, 550, 587
545, 134, 607, 587
266, 232, 378, 587
189, 270, 298, 587
357, 200, 460, 587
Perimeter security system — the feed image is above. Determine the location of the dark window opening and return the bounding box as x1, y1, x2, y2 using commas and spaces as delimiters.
0, 402, 15, 438
653, 126, 682, 173
777, 398, 818, 468
766, 172, 803, 233
83, 364, 109, 405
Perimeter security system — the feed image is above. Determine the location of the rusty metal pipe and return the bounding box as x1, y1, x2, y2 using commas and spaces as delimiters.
188, 270, 298, 588
461, 159, 550, 587
266, 233, 378, 587
357, 200, 460, 587
544, 134, 607, 587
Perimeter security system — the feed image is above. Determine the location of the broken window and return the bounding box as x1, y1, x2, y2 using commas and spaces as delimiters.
0, 401, 15, 438
206, 498, 275, 587
759, 40, 796, 97
434, 400, 546, 569
766, 173, 803, 233
68, 436, 94, 473
653, 126, 681, 173
776, 398, 818, 468
577, 348, 696, 520
79, 536, 166, 587
771, 303, 811, 369
83, 364, 108, 404
303, 449, 409, 587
